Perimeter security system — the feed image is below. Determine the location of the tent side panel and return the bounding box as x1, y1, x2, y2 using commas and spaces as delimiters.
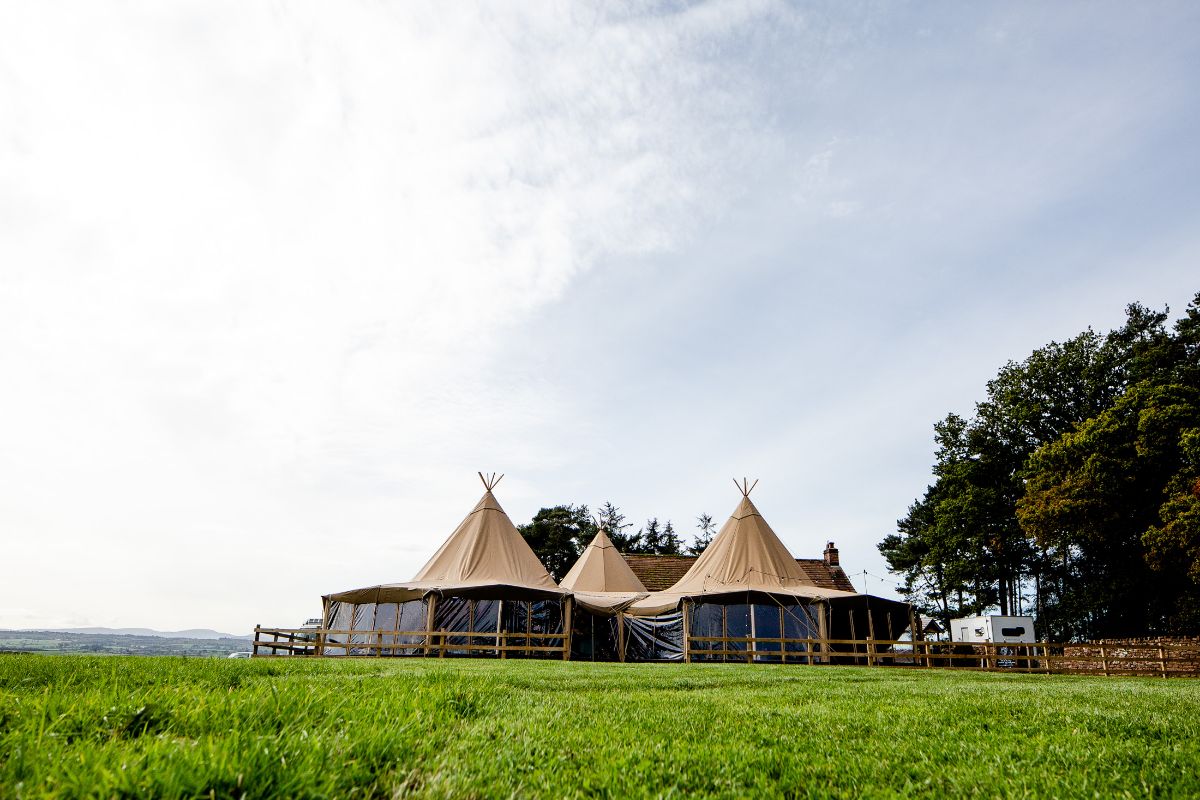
622, 612, 683, 662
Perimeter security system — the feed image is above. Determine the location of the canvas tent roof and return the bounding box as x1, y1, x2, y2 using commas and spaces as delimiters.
325, 476, 565, 605
627, 482, 856, 615
559, 528, 648, 614
560, 529, 648, 593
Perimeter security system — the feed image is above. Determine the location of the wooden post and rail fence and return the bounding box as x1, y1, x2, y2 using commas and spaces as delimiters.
251, 626, 573, 659
251, 625, 1200, 677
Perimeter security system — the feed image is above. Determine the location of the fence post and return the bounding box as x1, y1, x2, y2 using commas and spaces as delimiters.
252, 625, 260, 657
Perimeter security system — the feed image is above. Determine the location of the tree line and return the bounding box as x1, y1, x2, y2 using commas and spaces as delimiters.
518, 503, 718, 580
880, 294, 1200, 639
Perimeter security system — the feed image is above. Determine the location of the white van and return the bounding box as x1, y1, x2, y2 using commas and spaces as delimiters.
950, 615, 1035, 644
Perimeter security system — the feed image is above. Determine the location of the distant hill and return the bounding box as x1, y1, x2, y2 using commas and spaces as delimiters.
0, 629, 253, 657
49, 627, 253, 640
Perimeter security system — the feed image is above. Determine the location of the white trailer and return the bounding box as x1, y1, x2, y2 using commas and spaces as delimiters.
950, 615, 1035, 644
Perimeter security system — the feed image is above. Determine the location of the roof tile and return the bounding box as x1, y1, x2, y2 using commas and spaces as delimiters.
622, 553, 856, 593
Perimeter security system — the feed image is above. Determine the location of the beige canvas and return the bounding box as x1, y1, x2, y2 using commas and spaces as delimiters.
560, 529, 648, 593
669, 495, 815, 593
626, 491, 855, 615
325, 486, 565, 604
410, 490, 559, 590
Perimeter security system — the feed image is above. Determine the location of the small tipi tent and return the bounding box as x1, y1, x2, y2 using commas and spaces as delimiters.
560, 527, 647, 595
559, 525, 648, 661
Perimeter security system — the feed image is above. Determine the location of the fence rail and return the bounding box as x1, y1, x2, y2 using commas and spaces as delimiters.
251, 626, 1200, 677
252, 627, 569, 659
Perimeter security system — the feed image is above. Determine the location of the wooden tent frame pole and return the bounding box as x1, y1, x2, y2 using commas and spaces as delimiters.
747, 600, 756, 663
617, 614, 626, 663
425, 595, 438, 658
910, 607, 925, 668
817, 601, 829, 665
848, 607, 857, 664
682, 601, 692, 663
885, 612, 893, 666
867, 602, 877, 667
317, 597, 330, 657
496, 599, 505, 659
562, 596, 573, 660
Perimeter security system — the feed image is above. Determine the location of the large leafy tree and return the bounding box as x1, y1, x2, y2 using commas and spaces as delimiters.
520, 502, 691, 577
517, 504, 595, 581
1018, 383, 1200, 637
882, 296, 1200, 638
881, 415, 1006, 631
1143, 427, 1200, 629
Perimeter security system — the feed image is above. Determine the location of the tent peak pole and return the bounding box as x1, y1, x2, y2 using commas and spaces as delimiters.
733, 477, 759, 497
477, 472, 505, 491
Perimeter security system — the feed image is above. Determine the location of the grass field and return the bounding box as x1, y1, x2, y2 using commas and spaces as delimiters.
2, 655, 1198, 799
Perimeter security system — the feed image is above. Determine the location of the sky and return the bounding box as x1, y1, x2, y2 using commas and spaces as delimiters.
2, 1, 1199, 634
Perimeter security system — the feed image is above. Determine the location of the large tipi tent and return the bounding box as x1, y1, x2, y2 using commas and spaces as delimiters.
622, 480, 907, 662
559, 526, 648, 660
321, 474, 571, 658
409, 479, 562, 597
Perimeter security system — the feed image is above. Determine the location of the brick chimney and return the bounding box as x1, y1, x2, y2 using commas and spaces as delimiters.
823, 541, 839, 567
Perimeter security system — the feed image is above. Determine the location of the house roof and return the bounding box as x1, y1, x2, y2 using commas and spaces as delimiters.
623, 553, 856, 593
620, 554, 697, 593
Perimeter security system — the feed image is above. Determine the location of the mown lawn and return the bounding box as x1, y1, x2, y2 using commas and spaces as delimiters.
1, 654, 1198, 799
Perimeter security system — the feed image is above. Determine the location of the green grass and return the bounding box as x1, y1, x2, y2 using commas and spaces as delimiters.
2, 654, 1198, 799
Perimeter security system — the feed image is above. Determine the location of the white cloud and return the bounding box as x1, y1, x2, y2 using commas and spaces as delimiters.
0, 1, 790, 630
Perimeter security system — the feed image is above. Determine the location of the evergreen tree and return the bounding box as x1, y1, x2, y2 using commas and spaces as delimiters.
639, 518, 664, 554
598, 501, 643, 553
689, 513, 716, 555
660, 520, 683, 555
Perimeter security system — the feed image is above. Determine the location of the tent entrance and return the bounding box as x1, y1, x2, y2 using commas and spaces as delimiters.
569, 608, 623, 662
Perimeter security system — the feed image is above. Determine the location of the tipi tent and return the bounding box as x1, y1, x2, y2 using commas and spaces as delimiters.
410, 481, 562, 596
623, 480, 889, 663
561, 527, 647, 597
559, 526, 648, 660
321, 474, 572, 658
